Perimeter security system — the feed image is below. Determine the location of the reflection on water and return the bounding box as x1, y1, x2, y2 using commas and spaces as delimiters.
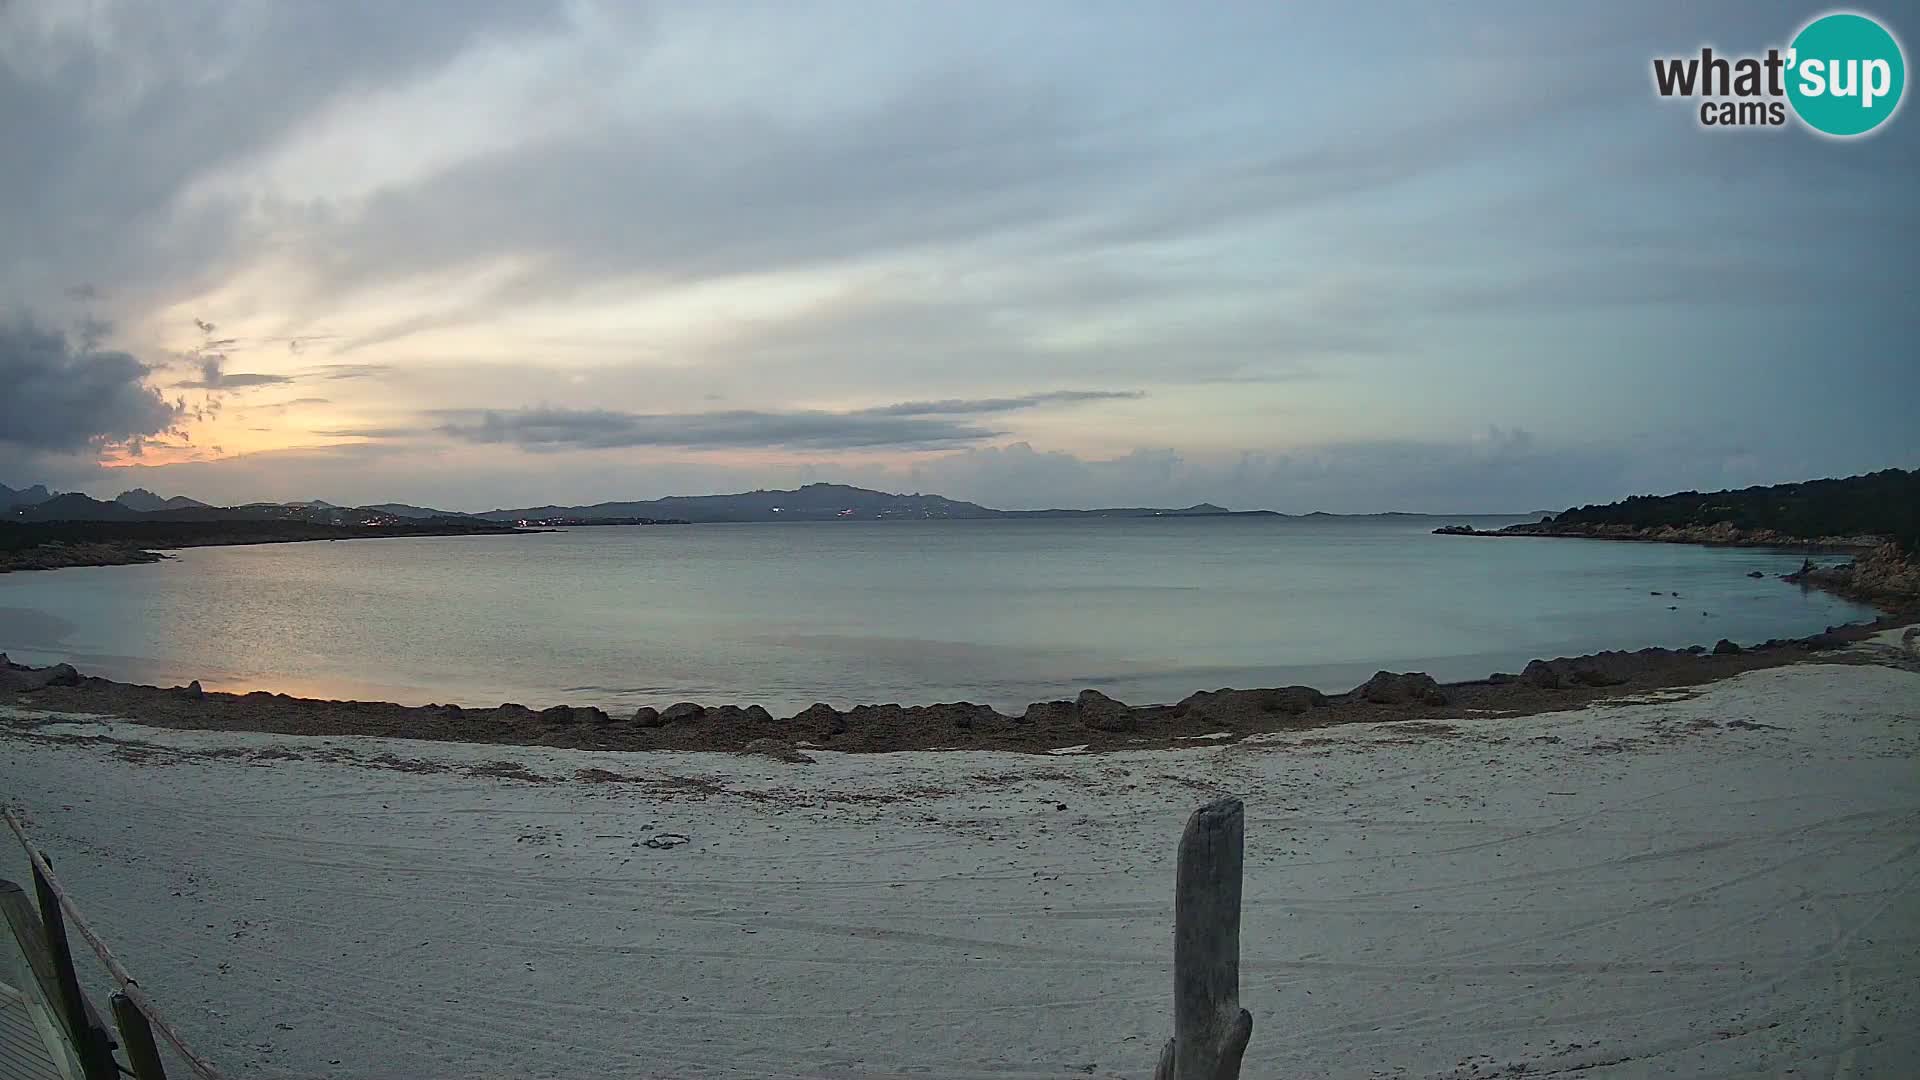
0, 519, 1878, 713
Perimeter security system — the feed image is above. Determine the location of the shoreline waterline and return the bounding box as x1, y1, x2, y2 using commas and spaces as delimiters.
5, 607, 1913, 755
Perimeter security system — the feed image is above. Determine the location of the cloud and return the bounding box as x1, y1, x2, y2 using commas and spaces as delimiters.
171, 354, 294, 389
856, 390, 1140, 416
434, 391, 1140, 451
0, 319, 181, 453
438, 407, 999, 452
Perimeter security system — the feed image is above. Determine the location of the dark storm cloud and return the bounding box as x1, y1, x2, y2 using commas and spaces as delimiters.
0, 320, 181, 452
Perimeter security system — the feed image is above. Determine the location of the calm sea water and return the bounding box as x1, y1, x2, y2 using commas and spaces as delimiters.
0, 518, 1876, 713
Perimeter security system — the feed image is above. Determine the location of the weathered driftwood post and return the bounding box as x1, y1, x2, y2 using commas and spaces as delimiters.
1154, 797, 1253, 1080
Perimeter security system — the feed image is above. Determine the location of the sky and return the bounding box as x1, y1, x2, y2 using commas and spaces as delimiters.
2, 1, 1916, 513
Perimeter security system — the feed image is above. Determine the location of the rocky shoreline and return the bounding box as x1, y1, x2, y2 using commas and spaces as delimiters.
5, 612, 1914, 756
1433, 519, 1885, 551
1436, 523, 1920, 611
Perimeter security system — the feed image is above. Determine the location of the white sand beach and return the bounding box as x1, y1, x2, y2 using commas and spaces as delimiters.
2, 645, 1916, 1079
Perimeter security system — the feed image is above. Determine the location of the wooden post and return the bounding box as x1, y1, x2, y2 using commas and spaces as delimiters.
33, 862, 119, 1080
113, 992, 170, 1080
1154, 797, 1253, 1080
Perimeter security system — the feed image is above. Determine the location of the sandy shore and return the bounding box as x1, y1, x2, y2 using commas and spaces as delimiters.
1, 627, 1915, 1078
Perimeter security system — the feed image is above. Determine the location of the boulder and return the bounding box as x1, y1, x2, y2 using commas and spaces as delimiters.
701, 704, 772, 724
577, 706, 611, 724
660, 702, 704, 723
742, 737, 816, 765
631, 706, 665, 727
496, 703, 535, 719
1521, 659, 1562, 689
1568, 663, 1628, 687
1075, 689, 1135, 732
1022, 700, 1077, 726
1712, 639, 1742, 656
1746, 570, 1765, 579
538, 705, 577, 724
1174, 686, 1326, 721
1, 663, 81, 692
1355, 670, 1448, 706
181, 680, 206, 700
793, 702, 845, 735
926, 701, 998, 730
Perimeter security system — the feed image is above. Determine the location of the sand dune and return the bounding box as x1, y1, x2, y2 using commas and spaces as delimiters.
1, 654, 1916, 1078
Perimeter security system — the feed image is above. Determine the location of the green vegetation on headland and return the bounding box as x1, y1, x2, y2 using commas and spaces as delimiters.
1434, 469, 1920, 610
1545, 469, 1919, 552
1437, 469, 1917, 551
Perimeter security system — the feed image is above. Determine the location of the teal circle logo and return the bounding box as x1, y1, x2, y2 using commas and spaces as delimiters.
1787, 12, 1905, 136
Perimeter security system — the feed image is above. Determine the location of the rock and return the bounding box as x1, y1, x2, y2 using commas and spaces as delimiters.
702, 704, 771, 724
1746, 570, 1765, 578
1022, 700, 1076, 726
1174, 686, 1327, 721
497, 703, 534, 719
538, 705, 577, 724
1568, 663, 1628, 687
1685, 645, 1706, 654
745, 704, 774, 723
1488, 672, 1519, 684
793, 703, 845, 735
1522, 659, 1562, 689
181, 680, 205, 699
1, 663, 81, 692
1075, 689, 1135, 732
1355, 670, 1448, 706
926, 702, 998, 730
1712, 638, 1742, 655
577, 706, 611, 724
630, 707, 664, 727
439, 703, 464, 718
660, 702, 704, 723
742, 737, 815, 765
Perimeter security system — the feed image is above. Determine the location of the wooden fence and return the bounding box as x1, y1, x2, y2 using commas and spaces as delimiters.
4, 798, 1251, 1079
3, 807, 227, 1080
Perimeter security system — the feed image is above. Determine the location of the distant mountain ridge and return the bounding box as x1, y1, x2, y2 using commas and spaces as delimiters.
478, 483, 1286, 523
0, 483, 53, 510
5, 479, 1544, 525
115, 488, 209, 512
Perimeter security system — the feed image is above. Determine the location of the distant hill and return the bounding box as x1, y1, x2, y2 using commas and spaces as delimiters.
479, 483, 1287, 523
115, 488, 209, 512
9, 493, 143, 521
359, 503, 472, 519
0, 483, 53, 510
481, 483, 1002, 523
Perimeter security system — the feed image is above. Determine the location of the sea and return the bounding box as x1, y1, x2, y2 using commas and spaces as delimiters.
0, 517, 1877, 714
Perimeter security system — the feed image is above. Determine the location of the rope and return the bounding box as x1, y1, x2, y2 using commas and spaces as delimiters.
5, 807, 230, 1080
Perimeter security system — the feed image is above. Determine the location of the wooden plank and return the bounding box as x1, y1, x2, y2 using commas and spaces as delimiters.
110, 995, 167, 1080
1154, 797, 1254, 1080
27, 871, 111, 1080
